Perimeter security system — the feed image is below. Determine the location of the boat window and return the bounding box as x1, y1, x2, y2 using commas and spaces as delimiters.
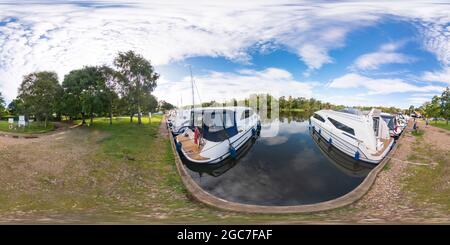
202, 109, 238, 142
381, 116, 394, 130
241, 109, 252, 120
328, 117, 355, 136
313, 113, 326, 123
373, 117, 380, 136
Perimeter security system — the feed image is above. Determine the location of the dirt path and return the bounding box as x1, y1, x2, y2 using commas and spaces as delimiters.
334, 119, 450, 223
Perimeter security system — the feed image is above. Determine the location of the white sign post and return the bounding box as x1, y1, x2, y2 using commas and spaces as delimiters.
149, 112, 152, 124
8, 118, 14, 130
18, 115, 26, 127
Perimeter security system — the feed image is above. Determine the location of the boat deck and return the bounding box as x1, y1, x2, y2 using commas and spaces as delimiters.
176, 134, 210, 161
374, 137, 394, 156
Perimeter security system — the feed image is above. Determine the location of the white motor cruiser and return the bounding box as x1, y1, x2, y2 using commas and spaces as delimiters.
380, 113, 403, 137
167, 109, 192, 136
175, 107, 260, 164
310, 108, 394, 164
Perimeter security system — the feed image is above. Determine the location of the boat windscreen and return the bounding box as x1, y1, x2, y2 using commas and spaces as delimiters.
381, 116, 395, 130
202, 109, 238, 142
337, 108, 362, 115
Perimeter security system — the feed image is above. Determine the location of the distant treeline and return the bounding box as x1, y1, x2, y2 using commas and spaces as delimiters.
193, 93, 405, 114
0, 51, 175, 127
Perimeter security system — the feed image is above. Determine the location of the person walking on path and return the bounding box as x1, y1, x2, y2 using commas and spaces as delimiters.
426, 118, 429, 127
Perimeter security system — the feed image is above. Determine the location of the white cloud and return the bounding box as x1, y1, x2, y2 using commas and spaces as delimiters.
0, 0, 449, 103
352, 41, 415, 70
421, 67, 450, 84
153, 68, 315, 106
329, 73, 445, 95
407, 96, 433, 105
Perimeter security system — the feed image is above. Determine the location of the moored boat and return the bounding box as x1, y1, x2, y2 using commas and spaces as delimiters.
309, 108, 394, 164
380, 112, 402, 138
175, 106, 260, 164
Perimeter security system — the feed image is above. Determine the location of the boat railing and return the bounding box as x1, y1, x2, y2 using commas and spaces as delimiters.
311, 122, 370, 161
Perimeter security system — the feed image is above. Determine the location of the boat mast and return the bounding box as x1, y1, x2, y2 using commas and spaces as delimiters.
189, 65, 195, 127
189, 65, 194, 111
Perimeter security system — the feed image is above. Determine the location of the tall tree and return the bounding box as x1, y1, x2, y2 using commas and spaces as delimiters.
429, 95, 441, 124
114, 50, 159, 125
0, 92, 5, 117
62, 66, 108, 125
99, 65, 120, 125
17, 71, 62, 127
440, 87, 449, 125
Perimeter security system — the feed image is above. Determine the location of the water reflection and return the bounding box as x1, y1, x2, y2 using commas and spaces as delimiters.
182, 111, 374, 206
184, 137, 258, 177
309, 128, 374, 177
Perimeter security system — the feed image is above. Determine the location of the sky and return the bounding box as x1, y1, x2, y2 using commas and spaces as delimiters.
0, 0, 449, 109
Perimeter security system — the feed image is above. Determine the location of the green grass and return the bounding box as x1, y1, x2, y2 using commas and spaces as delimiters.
411, 129, 424, 137
431, 120, 450, 131
0, 120, 55, 134
1, 115, 335, 223
403, 142, 450, 212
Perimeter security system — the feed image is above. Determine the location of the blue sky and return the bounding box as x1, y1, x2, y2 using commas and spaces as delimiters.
0, 0, 449, 108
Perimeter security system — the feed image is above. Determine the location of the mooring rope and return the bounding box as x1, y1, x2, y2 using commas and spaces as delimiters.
386, 156, 437, 166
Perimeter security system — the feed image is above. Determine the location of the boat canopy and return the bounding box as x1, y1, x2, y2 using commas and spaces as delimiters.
194, 109, 238, 142
337, 108, 363, 115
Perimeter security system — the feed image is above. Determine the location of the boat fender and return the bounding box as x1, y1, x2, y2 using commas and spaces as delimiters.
252, 128, 256, 136
257, 121, 262, 131
176, 141, 182, 152
168, 122, 173, 127
318, 129, 321, 135
354, 151, 360, 160
229, 146, 237, 159
328, 137, 332, 145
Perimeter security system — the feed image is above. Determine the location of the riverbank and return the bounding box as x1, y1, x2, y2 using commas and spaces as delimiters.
0, 117, 448, 223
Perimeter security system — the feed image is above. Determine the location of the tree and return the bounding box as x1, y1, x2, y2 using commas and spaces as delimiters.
142, 93, 158, 113
7, 98, 25, 116
440, 87, 450, 125
62, 66, 109, 125
17, 71, 62, 128
429, 95, 441, 124
114, 50, 159, 125
99, 65, 120, 125
0, 92, 5, 117
159, 100, 175, 112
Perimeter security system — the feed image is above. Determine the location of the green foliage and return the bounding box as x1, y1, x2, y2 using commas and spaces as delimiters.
62, 66, 108, 123
17, 71, 62, 127
0, 92, 5, 117
114, 50, 159, 124
419, 87, 449, 124
159, 100, 175, 111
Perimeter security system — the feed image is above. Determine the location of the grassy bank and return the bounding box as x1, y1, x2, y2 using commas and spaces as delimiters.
403, 129, 450, 212
0, 115, 321, 223
0, 120, 54, 134
430, 120, 450, 131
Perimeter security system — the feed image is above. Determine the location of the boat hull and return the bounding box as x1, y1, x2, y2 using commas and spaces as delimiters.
176, 125, 259, 164
309, 120, 394, 164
